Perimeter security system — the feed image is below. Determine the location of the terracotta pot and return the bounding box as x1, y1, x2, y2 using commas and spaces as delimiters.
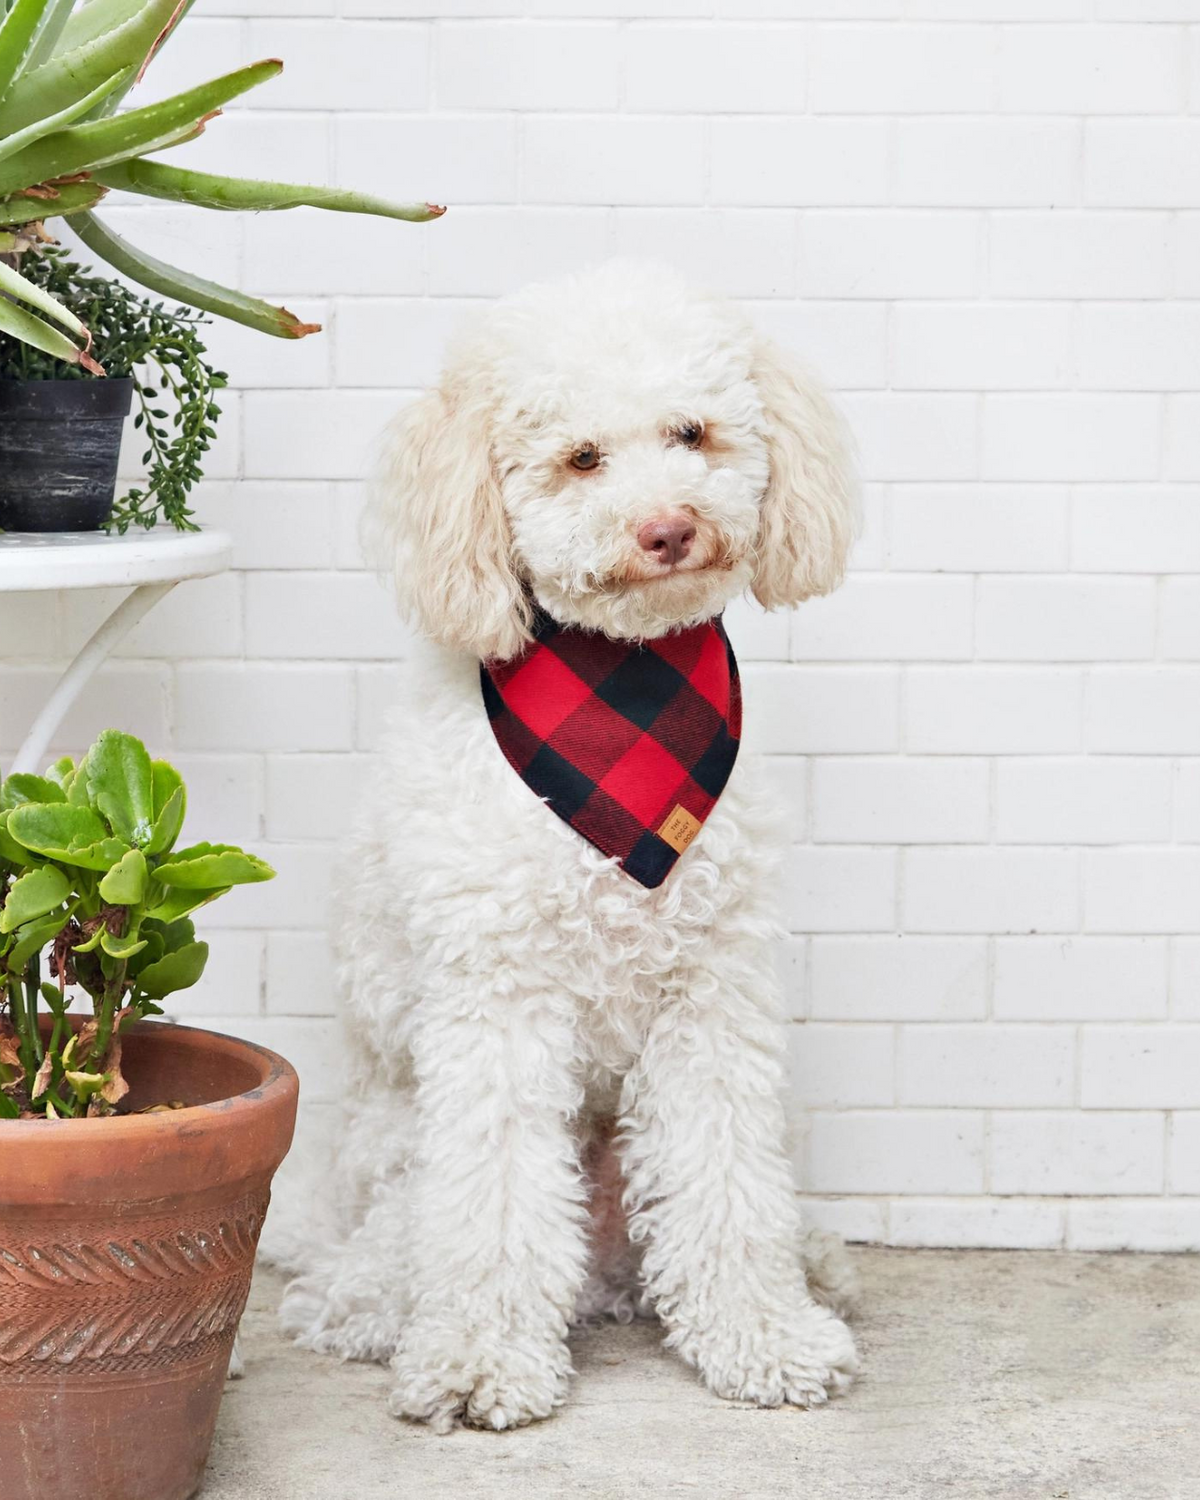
0, 1021, 299, 1500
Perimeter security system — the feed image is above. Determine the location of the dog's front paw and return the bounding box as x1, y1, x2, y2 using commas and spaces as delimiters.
389, 1321, 572, 1433
690, 1301, 858, 1410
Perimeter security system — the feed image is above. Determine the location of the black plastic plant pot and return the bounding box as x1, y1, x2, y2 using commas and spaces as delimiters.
0, 377, 134, 532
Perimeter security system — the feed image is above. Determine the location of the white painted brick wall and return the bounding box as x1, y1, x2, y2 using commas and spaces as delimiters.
4, 1, 1199, 1251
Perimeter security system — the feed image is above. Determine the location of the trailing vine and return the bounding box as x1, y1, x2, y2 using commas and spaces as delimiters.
0, 246, 226, 532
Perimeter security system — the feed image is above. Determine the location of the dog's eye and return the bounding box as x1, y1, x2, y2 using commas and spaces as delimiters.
674, 422, 704, 448
570, 445, 600, 472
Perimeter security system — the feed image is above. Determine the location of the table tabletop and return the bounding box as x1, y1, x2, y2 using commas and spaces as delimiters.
0, 529, 232, 593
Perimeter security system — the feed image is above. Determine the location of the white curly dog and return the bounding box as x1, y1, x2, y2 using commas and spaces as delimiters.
280, 260, 861, 1432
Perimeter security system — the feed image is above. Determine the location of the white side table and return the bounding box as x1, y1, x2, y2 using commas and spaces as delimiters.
0, 530, 232, 774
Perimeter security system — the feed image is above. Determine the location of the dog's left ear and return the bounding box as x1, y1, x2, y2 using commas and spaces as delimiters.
749, 336, 859, 610
369, 368, 532, 663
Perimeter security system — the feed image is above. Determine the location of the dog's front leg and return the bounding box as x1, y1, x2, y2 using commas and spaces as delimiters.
388, 983, 588, 1432
620, 957, 858, 1409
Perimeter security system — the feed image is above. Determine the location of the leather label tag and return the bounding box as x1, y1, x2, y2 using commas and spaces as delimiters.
657, 804, 702, 854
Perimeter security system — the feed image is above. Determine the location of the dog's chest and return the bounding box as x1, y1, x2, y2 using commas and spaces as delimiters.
372, 659, 773, 1071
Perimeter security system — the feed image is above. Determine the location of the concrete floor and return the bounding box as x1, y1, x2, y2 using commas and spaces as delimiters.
205, 1250, 1199, 1500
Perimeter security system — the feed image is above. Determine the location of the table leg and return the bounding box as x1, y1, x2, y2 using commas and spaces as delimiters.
10, 580, 178, 775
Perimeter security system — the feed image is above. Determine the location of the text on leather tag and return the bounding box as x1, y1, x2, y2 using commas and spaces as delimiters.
657, 804, 702, 854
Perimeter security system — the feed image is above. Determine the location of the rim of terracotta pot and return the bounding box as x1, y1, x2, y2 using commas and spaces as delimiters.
0, 1020, 300, 1206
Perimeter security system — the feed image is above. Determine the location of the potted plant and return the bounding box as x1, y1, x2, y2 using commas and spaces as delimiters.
0, 0, 443, 531
0, 246, 226, 530
0, 728, 299, 1500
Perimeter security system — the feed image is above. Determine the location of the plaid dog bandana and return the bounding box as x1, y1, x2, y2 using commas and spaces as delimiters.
481, 611, 741, 888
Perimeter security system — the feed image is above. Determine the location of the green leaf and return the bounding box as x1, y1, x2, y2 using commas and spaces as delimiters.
86, 0, 200, 121
5, 908, 66, 970
144, 884, 228, 925
0, 1092, 19, 1119
44, 757, 75, 791
147, 787, 183, 853
152, 841, 274, 889
7, 802, 131, 871
0, 284, 93, 367
8, 799, 104, 846
145, 759, 185, 855
24, 0, 75, 72
98, 846, 147, 904
64, 1067, 105, 1100
134, 938, 207, 999
0, 863, 69, 932
126, 928, 163, 975
0, 0, 190, 137
151, 758, 183, 817
0, 812, 27, 865
0, 179, 108, 223
95, 158, 447, 222
50, 0, 164, 59
142, 913, 194, 953
0, 251, 99, 367
67, 751, 91, 806
100, 928, 146, 959
1, 772, 65, 809
0, 0, 51, 107
0, 252, 88, 338
0, 66, 133, 166
73, 209, 322, 340
39, 979, 67, 1014
0, 59, 284, 195
86, 729, 154, 845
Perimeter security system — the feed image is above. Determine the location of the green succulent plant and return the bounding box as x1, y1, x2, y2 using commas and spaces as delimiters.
0, 0, 442, 369
0, 730, 275, 1120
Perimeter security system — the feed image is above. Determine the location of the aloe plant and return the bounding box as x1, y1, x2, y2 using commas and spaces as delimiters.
0, 0, 442, 367
0, 730, 274, 1120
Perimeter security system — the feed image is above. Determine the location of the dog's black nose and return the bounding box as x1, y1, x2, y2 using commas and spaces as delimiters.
638, 515, 696, 565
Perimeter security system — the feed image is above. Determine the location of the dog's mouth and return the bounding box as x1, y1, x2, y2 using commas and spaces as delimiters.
621, 561, 725, 587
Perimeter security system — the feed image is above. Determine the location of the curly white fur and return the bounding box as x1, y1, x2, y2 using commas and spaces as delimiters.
280, 261, 861, 1432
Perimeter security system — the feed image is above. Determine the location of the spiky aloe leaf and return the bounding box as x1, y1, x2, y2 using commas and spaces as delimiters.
95, 158, 447, 222
0, 248, 101, 367
0, 66, 133, 165
0, 0, 51, 106
51, 0, 163, 57
74, 209, 321, 340
0, 288, 98, 368
0, 0, 185, 137
86, 0, 200, 120
0, 252, 89, 340
0, 58, 282, 196
22, 0, 75, 71
0, 176, 107, 221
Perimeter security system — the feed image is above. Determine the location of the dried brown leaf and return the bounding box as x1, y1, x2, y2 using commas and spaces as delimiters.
0, 1027, 21, 1072
30, 1054, 53, 1101
98, 1033, 129, 1106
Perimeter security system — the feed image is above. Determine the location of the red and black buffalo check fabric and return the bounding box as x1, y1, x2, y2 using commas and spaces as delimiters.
481, 611, 741, 888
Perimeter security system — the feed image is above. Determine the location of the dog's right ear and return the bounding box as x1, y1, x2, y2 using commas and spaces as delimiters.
369, 380, 532, 662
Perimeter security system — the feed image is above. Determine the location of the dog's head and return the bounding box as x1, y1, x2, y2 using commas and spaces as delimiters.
372, 260, 858, 660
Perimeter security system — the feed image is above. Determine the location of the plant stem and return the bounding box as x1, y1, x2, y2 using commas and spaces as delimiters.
48, 1003, 65, 1061
7, 975, 37, 1083
23, 956, 43, 1066
85, 961, 128, 1074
